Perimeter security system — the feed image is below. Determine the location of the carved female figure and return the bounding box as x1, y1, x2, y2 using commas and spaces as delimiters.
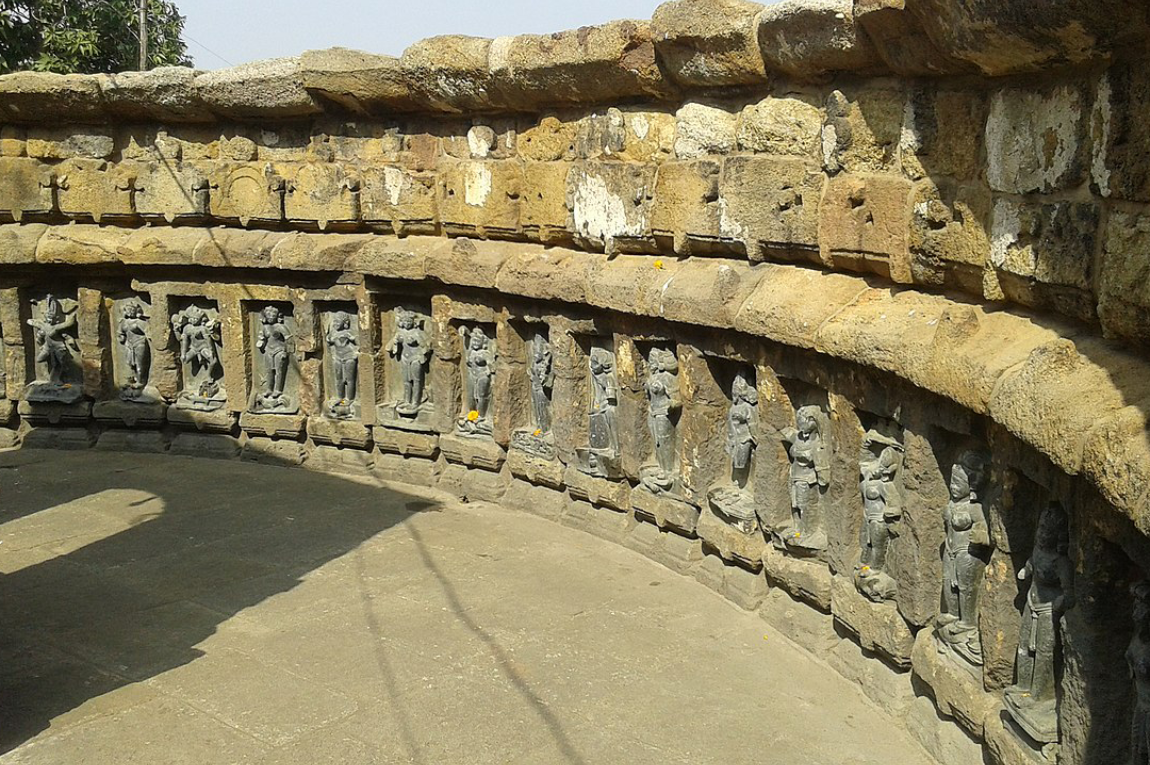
588, 346, 618, 458
643, 347, 680, 491
938, 451, 991, 665
529, 332, 553, 434
781, 405, 830, 550
726, 373, 758, 486
1005, 502, 1074, 745
1129, 581, 1150, 765
172, 304, 223, 408
27, 294, 78, 388
117, 300, 151, 395
256, 306, 291, 400
388, 309, 431, 416
325, 311, 358, 414
458, 326, 495, 435
856, 431, 904, 602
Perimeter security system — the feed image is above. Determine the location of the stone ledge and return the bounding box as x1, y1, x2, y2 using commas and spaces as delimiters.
830, 574, 916, 668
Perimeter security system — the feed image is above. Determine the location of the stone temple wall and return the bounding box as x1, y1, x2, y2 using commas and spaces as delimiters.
3, 1, 1150, 763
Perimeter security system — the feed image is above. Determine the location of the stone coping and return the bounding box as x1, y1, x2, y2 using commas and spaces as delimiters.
0, 0, 1139, 123
4, 220, 1148, 532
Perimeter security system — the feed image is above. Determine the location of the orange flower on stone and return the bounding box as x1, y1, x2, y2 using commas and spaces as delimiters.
467, 410, 480, 422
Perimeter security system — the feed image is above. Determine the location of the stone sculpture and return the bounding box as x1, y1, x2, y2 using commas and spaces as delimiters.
116, 300, 152, 401
457, 325, 495, 436
324, 311, 358, 419
577, 345, 619, 476
529, 331, 553, 435
937, 450, 991, 666
855, 430, 904, 603
708, 371, 759, 533
1005, 502, 1074, 748
388, 309, 431, 417
779, 405, 830, 552
24, 293, 82, 404
251, 305, 296, 414
640, 347, 681, 493
1130, 581, 1150, 765
171, 304, 225, 411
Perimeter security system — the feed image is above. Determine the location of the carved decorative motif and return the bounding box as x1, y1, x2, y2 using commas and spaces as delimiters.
779, 404, 830, 553
386, 308, 431, 418
324, 310, 359, 420
708, 371, 758, 534
115, 299, 158, 403
456, 325, 496, 437
937, 450, 992, 666
24, 293, 82, 404
171, 303, 225, 411
576, 344, 619, 477
250, 305, 298, 415
855, 429, 904, 603
640, 346, 681, 494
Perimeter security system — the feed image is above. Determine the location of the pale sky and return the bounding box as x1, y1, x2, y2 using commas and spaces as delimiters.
178, 0, 667, 69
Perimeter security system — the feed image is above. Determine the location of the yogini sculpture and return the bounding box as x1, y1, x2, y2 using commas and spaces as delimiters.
937, 450, 991, 666
780, 405, 830, 552
641, 347, 680, 493
577, 345, 619, 476
116, 300, 151, 400
252, 305, 295, 414
324, 311, 358, 419
708, 371, 759, 533
388, 309, 431, 417
171, 304, 225, 411
1005, 502, 1074, 749
1129, 581, 1150, 765
855, 430, 904, 602
529, 332, 553, 435
24, 293, 81, 403
457, 326, 495, 436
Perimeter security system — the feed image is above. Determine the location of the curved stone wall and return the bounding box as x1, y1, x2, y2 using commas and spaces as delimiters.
3, 2, 1150, 764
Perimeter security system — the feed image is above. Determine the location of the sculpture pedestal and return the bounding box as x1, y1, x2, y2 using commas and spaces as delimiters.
376, 401, 437, 433
308, 417, 371, 449
18, 399, 91, 425
696, 505, 764, 572
94, 399, 167, 428
23, 381, 84, 405
439, 433, 506, 471
631, 487, 700, 536
565, 466, 630, 512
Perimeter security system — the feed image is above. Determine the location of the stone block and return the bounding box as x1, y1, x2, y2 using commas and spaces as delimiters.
374, 426, 439, 459
0, 222, 45, 265
650, 159, 727, 255
17, 399, 92, 425
696, 505, 765, 571
821, 172, 913, 282
169, 432, 241, 459
564, 466, 631, 511
503, 479, 565, 520
438, 433, 506, 471
757, 0, 881, 79
55, 159, 136, 223
854, 0, 970, 76
0, 157, 54, 220
25, 128, 114, 160
305, 444, 373, 476
281, 162, 360, 229
822, 88, 905, 174
208, 162, 284, 226
194, 57, 320, 119
359, 166, 437, 233
761, 545, 832, 611
436, 159, 523, 238
736, 96, 823, 158
495, 246, 592, 305
1098, 207, 1150, 345
986, 84, 1087, 194
983, 708, 1050, 765
506, 447, 565, 489
400, 35, 495, 113
373, 451, 441, 487
908, 179, 991, 293
240, 412, 307, 439
905, 695, 987, 765
298, 47, 417, 114
166, 406, 236, 434
622, 519, 664, 563
95, 429, 169, 454
21, 426, 95, 450
631, 486, 701, 536
990, 198, 1099, 321
0, 427, 19, 449
674, 102, 738, 159
99, 66, 210, 122
520, 161, 572, 243
568, 161, 656, 253
830, 575, 916, 668
461, 465, 509, 503
240, 436, 306, 466
900, 88, 987, 181
133, 161, 209, 223
693, 551, 729, 596
561, 498, 632, 545
92, 400, 167, 428
652, 0, 767, 88
0, 72, 106, 123
724, 565, 770, 610
660, 530, 705, 575
718, 155, 823, 262
758, 587, 839, 654
825, 637, 915, 716
911, 629, 997, 739
307, 417, 371, 449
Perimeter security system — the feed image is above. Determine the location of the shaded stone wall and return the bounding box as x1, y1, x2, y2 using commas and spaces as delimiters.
4, 1, 1150, 764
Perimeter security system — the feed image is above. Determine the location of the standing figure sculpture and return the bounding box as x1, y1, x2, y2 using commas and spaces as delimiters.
25, 294, 80, 403
1005, 502, 1074, 748
252, 305, 295, 413
117, 300, 151, 399
578, 346, 619, 476
1129, 581, 1150, 765
708, 371, 759, 533
388, 309, 431, 417
457, 326, 495, 436
529, 332, 553, 435
641, 347, 680, 493
780, 405, 830, 552
855, 430, 904, 602
171, 304, 225, 410
937, 450, 991, 666
324, 311, 359, 419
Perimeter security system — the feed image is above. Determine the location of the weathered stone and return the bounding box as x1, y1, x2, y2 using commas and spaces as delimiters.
911, 629, 998, 738
438, 432, 506, 471
821, 173, 912, 282
561, 497, 632, 545
92, 399, 166, 428
0, 72, 105, 122
830, 575, 916, 667
239, 412, 307, 439
696, 505, 765, 571
373, 451, 441, 487
762, 545, 832, 610
94, 428, 169, 454
281, 162, 361, 228
55, 159, 136, 223
35, 223, 131, 265
0, 223, 46, 264
736, 96, 823, 158
437, 159, 523, 238
495, 245, 592, 305
25, 128, 113, 160
0, 158, 55, 220
674, 102, 738, 159
724, 564, 770, 610
360, 166, 437, 234
854, 0, 971, 76
503, 478, 566, 520
506, 447, 564, 489
299, 48, 418, 113
304, 443, 372, 476
194, 58, 321, 119
757, 0, 882, 79
98, 67, 210, 122
168, 431, 240, 459
631, 486, 701, 535
719, 156, 824, 262
166, 406, 236, 434
208, 162, 284, 226
660, 258, 762, 329
900, 89, 986, 181
905, 695, 986, 765
240, 436, 306, 466
568, 161, 657, 253
650, 159, 725, 254
983, 707, 1049, 765
908, 180, 991, 294
373, 426, 438, 458
1099, 207, 1150, 345
17, 400, 92, 426
759, 587, 838, 652
133, 161, 210, 222
520, 161, 572, 244
564, 466, 630, 511
825, 636, 916, 715
985, 84, 1088, 194
822, 88, 905, 174
586, 254, 678, 318
400, 36, 495, 113
20, 425, 95, 450
652, 0, 768, 88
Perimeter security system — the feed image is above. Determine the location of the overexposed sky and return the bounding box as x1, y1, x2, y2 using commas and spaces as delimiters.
179, 0, 666, 69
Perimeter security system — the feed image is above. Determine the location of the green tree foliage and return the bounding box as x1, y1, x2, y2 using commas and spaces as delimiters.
0, 0, 190, 75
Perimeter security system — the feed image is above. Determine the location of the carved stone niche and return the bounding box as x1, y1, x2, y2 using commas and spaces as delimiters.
772, 380, 833, 557
376, 300, 436, 434
109, 294, 160, 405
854, 415, 906, 604
508, 320, 563, 487
573, 335, 622, 480
170, 298, 226, 413
319, 302, 361, 421
246, 301, 300, 416
22, 291, 83, 405
453, 321, 498, 439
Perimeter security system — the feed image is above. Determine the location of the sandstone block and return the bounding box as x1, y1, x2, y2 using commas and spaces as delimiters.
652, 0, 768, 87
757, 0, 881, 78
438, 433, 506, 471
564, 466, 631, 511
55, 159, 136, 223
696, 505, 765, 571
495, 246, 592, 305
373, 452, 441, 487
1099, 207, 1150, 345
98, 66, 210, 122
908, 180, 991, 294
166, 406, 236, 434
0, 158, 54, 220
299, 48, 418, 113
92, 400, 166, 428
724, 564, 770, 610
650, 159, 726, 254
0, 72, 105, 122
208, 162, 284, 226
736, 96, 823, 158
21, 426, 95, 450
94, 429, 169, 454
759, 587, 838, 653
520, 161, 572, 244
561, 498, 632, 545
830, 575, 916, 668
194, 57, 320, 119
568, 161, 656, 253
719, 155, 823, 262
240, 436, 306, 466
586, 254, 678, 318
133, 161, 210, 223
400, 36, 495, 113
0, 223, 46, 265
821, 173, 912, 282
905, 695, 987, 765
631, 486, 701, 536
900, 89, 986, 181
506, 447, 565, 490
304, 444, 373, 477
373, 426, 438, 458
853, 0, 970, 76
360, 166, 437, 234
169, 431, 240, 459
281, 162, 360, 229
825, 632, 915, 715
25, 128, 113, 160
674, 102, 738, 159
911, 629, 997, 738
822, 88, 905, 174
762, 545, 832, 610
660, 258, 762, 329
240, 412, 307, 439
503, 479, 566, 520
437, 159, 523, 238
985, 84, 1087, 194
